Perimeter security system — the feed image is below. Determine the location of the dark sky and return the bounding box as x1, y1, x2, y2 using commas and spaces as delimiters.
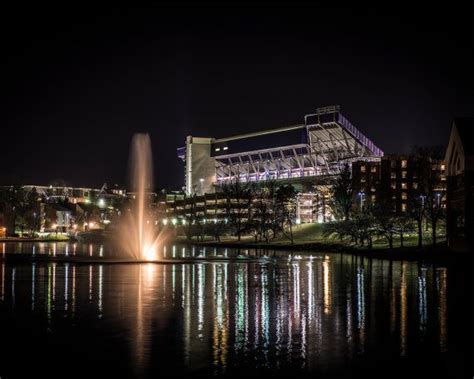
1, 2, 472, 190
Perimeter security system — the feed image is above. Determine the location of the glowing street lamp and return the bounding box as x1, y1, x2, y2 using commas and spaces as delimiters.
358, 191, 365, 210
436, 193, 441, 207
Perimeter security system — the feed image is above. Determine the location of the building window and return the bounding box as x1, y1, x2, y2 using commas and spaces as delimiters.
391, 160, 396, 168
215, 147, 221, 152
391, 182, 396, 190
401, 203, 407, 212
401, 182, 407, 190
223, 146, 228, 151
371, 166, 377, 173
360, 177, 366, 183
401, 171, 407, 179
371, 186, 376, 192
360, 165, 366, 173
401, 192, 407, 200
413, 182, 418, 189
401, 160, 407, 168
391, 172, 396, 179
371, 195, 376, 202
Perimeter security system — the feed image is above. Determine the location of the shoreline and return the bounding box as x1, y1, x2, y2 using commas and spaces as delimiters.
174, 238, 471, 264
0, 238, 72, 243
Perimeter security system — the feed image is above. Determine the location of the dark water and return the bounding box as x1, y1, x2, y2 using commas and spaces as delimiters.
0, 242, 470, 378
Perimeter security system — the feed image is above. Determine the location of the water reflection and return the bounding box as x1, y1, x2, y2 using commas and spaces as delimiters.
0, 251, 451, 377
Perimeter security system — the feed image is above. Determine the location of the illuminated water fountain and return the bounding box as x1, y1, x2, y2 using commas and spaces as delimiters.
118, 134, 161, 261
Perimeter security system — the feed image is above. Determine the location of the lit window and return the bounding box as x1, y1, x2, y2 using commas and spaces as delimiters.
413, 182, 418, 189
371, 166, 377, 173
371, 186, 376, 192
441, 164, 445, 171
401, 192, 407, 200
360, 178, 366, 183
371, 195, 376, 202
402, 171, 407, 179
401, 182, 407, 189
223, 146, 228, 151
215, 148, 221, 152
401, 203, 407, 212
391, 182, 396, 190
401, 160, 407, 168
391, 172, 396, 179
360, 165, 366, 173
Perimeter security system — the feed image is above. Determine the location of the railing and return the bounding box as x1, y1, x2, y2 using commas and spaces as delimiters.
337, 113, 383, 157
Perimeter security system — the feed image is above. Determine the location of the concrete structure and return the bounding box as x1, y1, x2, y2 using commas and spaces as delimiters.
178, 105, 383, 196
445, 118, 473, 249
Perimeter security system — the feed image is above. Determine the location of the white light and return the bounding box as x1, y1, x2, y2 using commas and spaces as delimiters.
162, 219, 168, 225
199, 178, 204, 182
143, 245, 156, 261
98, 199, 105, 207
295, 218, 301, 225
172, 218, 177, 225
223, 146, 228, 150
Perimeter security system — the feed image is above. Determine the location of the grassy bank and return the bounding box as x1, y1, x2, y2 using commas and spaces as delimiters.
0, 234, 71, 242
173, 223, 463, 262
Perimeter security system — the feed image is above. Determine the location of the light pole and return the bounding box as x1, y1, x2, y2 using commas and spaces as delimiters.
358, 191, 365, 211
199, 178, 204, 195
419, 195, 426, 208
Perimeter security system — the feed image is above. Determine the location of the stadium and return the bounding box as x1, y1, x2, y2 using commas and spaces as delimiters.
177, 105, 383, 195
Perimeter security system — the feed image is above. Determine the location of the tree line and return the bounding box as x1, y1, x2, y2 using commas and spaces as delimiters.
325, 147, 445, 249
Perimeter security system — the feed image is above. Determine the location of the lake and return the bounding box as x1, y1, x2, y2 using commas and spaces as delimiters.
0, 242, 469, 378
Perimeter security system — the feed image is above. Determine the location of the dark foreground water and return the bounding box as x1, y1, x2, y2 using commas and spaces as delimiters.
0, 242, 471, 378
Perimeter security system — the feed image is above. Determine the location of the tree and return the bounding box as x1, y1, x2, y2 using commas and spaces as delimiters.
412, 146, 446, 246
372, 202, 396, 249
274, 185, 297, 244
0, 186, 39, 236
222, 179, 252, 241
249, 184, 273, 243
393, 215, 414, 248
330, 164, 353, 221
353, 209, 376, 248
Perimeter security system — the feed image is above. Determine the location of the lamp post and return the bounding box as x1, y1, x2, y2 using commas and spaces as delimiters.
199, 178, 204, 195
358, 191, 365, 211
419, 195, 426, 208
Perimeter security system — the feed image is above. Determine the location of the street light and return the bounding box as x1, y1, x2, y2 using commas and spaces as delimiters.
419, 195, 426, 208
358, 191, 365, 210
199, 178, 204, 195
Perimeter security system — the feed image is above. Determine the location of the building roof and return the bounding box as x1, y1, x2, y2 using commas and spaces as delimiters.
453, 117, 474, 156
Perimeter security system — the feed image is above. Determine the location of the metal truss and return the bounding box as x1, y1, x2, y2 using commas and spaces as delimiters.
214, 107, 383, 184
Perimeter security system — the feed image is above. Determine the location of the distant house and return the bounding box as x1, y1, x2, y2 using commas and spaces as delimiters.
444, 117, 473, 250
43, 203, 84, 232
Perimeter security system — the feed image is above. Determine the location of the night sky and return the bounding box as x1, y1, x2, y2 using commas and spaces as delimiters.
1, 3, 472, 191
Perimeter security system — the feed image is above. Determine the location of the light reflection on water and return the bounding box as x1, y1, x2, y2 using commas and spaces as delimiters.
0, 243, 453, 377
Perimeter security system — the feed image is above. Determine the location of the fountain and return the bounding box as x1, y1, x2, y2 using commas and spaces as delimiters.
118, 133, 162, 261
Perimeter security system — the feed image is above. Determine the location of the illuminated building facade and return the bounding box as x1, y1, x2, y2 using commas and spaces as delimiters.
178, 105, 383, 196
352, 155, 447, 214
